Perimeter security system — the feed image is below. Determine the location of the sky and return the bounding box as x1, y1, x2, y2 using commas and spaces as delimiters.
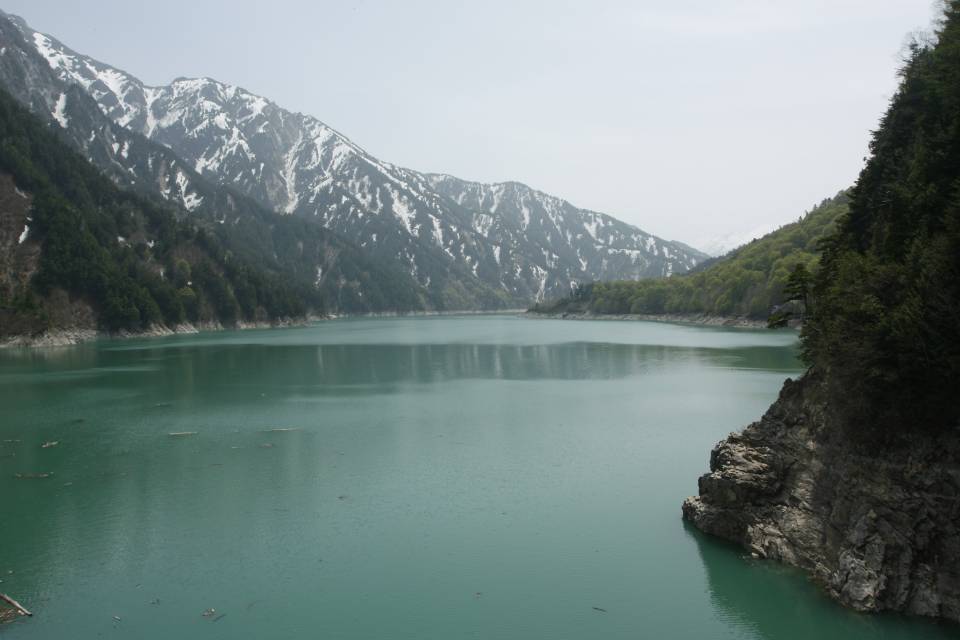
1, 1, 940, 251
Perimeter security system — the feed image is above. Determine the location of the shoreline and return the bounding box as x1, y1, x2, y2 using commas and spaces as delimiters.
327, 309, 527, 319
0, 318, 309, 350
1, 308, 787, 350
0, 309, 530, 349
525, 310, 789, 330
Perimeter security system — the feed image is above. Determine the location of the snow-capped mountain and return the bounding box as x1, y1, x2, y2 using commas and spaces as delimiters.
694, 224, 781, 257
5, 11, 707, 304
425, 176, 703, 285
0, 14, 439, 313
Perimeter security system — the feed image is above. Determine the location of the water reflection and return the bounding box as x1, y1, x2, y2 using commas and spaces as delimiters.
0, 341, 799, 395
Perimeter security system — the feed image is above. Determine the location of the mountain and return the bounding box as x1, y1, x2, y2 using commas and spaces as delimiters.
0, 85, 307, 340
693, 223, 780, 257
4, 11, 707, 306
0, 14, 433, 316
537, 192, 848, 319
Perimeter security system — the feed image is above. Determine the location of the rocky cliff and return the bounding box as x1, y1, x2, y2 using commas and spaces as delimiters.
682, 373, 960, 622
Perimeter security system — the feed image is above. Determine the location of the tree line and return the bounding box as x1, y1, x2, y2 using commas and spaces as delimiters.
536, 193, 847, 320
0, 87, 307, 335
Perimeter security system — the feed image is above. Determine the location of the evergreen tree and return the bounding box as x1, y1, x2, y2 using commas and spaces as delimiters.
801, 1, 960, 433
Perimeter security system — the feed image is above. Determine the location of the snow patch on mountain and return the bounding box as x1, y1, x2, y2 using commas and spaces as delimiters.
695, 223, 780, 257
51, 91, 68, 127
176, 170, 203, 211
16, 15, 710, 303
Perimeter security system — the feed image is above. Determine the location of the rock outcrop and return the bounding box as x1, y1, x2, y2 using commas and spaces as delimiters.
683, 373, 960, 622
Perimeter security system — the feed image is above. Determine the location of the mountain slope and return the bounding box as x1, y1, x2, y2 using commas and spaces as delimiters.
537, 192, 848, 318
0, 86, 307, 339
0, 14, 433, 314
5, 11, 706, 305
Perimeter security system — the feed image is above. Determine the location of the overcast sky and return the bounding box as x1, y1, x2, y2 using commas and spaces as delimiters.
2, 1, 940, 249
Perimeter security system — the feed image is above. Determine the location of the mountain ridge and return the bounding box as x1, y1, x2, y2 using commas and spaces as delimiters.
0, 15, 440, 317
4, 10, 707, 306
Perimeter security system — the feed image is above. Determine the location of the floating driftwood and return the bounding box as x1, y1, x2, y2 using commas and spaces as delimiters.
167, 432, 198, 437
13, 472, 52, 479
41, 441, 59, 449
263, 427, 299, 433
0, 593, 32, 617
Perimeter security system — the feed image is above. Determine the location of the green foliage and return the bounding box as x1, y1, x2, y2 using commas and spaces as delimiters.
541, 193, 847, 319
783, 263, 812, 307
768, 263, 813, 327
0, 87, 308, 332
802, 3, 960, 434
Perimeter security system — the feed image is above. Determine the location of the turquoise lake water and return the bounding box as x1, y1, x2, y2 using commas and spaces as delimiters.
0, 315, 955, 639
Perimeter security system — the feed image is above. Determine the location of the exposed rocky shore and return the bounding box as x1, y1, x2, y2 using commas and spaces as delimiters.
0, 311, 530, 349
527, 310, 776, 329
0, 318, 309, 349
330, 309, 527, 319
682, 373, 960, 622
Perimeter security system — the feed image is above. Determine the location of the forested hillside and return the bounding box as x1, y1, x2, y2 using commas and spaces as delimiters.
536, 192, 848, 319
802, 5, 960, 433
0, 87, 310, 337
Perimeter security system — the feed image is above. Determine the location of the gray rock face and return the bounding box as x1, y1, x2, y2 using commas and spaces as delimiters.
683, 374, 960, 622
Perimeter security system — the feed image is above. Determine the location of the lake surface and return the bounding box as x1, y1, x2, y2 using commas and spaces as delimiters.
0, 315, 955, 639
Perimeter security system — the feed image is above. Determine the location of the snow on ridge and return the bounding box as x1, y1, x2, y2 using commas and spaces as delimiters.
143, 87, 163, 137
18, 224, 29, 244
32, 32, 78, 78
93, 66, 138, 123
243, 94, 268, 120
171, 77, 216, 94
